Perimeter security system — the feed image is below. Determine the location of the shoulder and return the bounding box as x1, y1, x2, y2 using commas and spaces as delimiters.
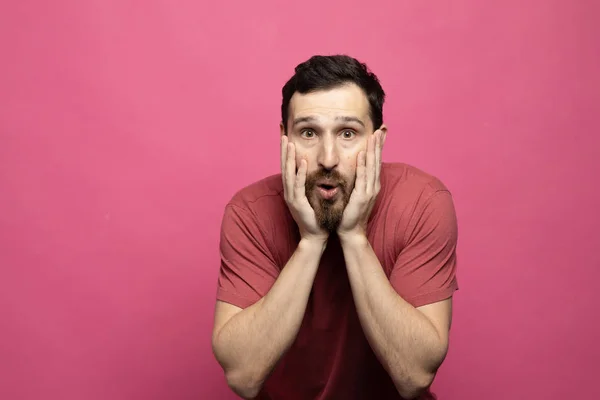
221, 174, 295, 267
381, 162, 452, 199
376, 162, 457, 241
227, 173, 285, 213
223, 173, 293, 239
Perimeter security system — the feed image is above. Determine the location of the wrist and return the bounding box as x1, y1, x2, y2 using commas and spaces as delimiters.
338, 230, 369, 247
299, 235, 329, 252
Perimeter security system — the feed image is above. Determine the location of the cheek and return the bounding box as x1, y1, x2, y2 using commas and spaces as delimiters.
344, 153, 359, 172
340, 157, 358, 187
296, 152, 317, 171
348, 154, 358, 169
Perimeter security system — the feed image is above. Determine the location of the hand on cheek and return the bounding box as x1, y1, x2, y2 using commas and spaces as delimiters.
280, 136, 329, 243
337, 130, 384, 239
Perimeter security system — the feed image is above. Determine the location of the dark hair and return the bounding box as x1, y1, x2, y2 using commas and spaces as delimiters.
281, 55, 386, 133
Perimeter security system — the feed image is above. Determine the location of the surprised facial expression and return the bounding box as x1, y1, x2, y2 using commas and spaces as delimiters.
281, 83, 384, 232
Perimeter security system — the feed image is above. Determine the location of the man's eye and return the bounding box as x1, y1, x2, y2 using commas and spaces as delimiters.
341, 130, 355, 139
301, 130, 315, 138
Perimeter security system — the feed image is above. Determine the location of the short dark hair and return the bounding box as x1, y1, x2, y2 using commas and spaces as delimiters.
281, 55, 386, 133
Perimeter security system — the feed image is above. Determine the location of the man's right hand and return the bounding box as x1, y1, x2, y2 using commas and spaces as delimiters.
281, 135, 329, 243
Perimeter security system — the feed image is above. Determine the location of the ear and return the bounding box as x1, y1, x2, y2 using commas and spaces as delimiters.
378, 124, 388, 146
280, 122, 286, 137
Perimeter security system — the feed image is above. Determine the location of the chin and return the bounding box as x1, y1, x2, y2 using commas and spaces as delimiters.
307, 195, 346, 233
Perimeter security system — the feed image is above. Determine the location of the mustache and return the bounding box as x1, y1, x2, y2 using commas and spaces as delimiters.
305, 169, 347, 188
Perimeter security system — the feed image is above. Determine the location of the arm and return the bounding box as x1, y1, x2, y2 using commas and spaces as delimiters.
212, 237, 327, 399
212, 137, 330, 398
339, 233, 452, 399
336, 131, 457, 398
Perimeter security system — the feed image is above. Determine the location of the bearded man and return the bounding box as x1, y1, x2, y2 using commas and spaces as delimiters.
211, 55, 459, 400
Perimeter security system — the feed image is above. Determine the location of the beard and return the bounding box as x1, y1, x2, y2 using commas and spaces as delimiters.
305, 168, 352, 232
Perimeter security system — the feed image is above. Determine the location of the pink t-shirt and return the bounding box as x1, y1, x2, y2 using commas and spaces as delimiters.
216, 162, 459, 400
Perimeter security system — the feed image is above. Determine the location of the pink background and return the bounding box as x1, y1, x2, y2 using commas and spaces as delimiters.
1, 1, 599, 399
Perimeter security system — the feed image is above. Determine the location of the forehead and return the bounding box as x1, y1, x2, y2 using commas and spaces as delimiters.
288, 84, 371, 129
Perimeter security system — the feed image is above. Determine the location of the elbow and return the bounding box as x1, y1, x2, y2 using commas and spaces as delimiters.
225, 369, 264, 399
214, 354, 265, 398
397, 343, 447, 398
212, 335, 265, 399
395, 370, 436, 399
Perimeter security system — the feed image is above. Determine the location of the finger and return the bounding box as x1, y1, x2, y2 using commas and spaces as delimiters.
366, 134, 376, 195
356, 150, 367, 194
375, 131, 381, 188
281, 135, 288, 183
295, 158, 307, 201
286, 142, 296, 200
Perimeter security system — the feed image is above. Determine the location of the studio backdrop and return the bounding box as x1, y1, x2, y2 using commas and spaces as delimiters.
1, 1, 598, 399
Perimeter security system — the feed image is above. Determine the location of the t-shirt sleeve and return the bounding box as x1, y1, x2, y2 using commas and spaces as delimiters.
216, 203, 280, 309
389, 190, 459, 308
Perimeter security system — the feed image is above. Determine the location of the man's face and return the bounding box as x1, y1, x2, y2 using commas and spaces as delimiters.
281, 83, 383, 232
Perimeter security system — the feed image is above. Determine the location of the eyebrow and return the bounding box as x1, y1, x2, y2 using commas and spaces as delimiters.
292, 115, 365, 127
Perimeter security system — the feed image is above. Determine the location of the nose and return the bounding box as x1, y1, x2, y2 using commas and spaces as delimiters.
317, 134, 339, 171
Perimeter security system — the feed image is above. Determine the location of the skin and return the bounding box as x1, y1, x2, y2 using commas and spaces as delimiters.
212, 83, 452, 399
279, 83, 387, 236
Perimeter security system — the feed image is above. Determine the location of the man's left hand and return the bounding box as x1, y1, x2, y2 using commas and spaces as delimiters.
337, 130, 384, 239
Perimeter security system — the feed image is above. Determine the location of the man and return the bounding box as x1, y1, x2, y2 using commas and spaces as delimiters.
211, 55, 459, 400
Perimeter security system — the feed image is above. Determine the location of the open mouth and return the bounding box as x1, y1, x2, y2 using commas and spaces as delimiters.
317, 184, 339, 200
318, 184, 336, 190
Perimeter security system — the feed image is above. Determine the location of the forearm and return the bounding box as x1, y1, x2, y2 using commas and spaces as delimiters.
214, 238, 327, 397
339, 234, 447, 398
